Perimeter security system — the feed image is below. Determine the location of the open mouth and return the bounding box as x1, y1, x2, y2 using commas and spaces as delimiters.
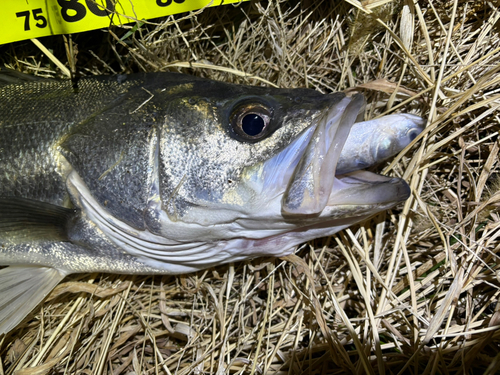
260, 93, 422, 218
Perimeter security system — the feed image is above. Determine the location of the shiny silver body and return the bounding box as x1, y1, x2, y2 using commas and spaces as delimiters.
0, 72, 423, 333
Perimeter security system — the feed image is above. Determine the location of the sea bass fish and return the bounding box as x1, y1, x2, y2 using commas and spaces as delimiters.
0, 72, 424, 334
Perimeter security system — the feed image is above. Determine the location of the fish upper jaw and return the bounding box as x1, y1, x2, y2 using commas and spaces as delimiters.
281, 94, 365, 214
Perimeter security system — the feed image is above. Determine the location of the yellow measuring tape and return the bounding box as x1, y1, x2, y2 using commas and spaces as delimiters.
2, 0, 246, 45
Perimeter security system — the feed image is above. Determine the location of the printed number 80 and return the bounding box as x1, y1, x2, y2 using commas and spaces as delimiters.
156, 0, 185, 6
57, 0, 115, 23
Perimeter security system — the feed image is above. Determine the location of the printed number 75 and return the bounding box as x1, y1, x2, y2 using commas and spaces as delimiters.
16, 9, 48, 31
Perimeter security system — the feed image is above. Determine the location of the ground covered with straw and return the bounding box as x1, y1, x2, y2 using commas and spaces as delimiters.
1, 0, 500, 374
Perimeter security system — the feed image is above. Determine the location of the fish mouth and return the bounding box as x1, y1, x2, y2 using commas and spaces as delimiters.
260, 93, 411, 218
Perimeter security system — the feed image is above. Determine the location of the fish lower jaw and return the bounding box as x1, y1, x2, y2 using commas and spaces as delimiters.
216, 212, 377, 261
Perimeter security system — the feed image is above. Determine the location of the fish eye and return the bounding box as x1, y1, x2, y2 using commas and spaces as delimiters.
407, 128, 420, 142
230, 102, 272, 141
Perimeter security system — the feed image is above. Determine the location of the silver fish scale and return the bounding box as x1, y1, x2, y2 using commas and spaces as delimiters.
61, 89, 161, 230
0, 77, 137, 207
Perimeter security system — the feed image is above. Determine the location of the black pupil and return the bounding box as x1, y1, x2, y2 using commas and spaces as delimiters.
241, 113, 265, 136
408, 130, 418, 141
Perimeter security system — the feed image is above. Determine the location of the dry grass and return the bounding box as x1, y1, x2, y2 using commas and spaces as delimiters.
1, 0, 500, 373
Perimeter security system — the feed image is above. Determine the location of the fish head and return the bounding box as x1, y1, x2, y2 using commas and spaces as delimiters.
145, 79, 410, 260
64, 74, 413, 271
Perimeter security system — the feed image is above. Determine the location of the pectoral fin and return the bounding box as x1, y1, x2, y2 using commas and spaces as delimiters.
0, 266, 67, 335
0, 197, 75, 244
